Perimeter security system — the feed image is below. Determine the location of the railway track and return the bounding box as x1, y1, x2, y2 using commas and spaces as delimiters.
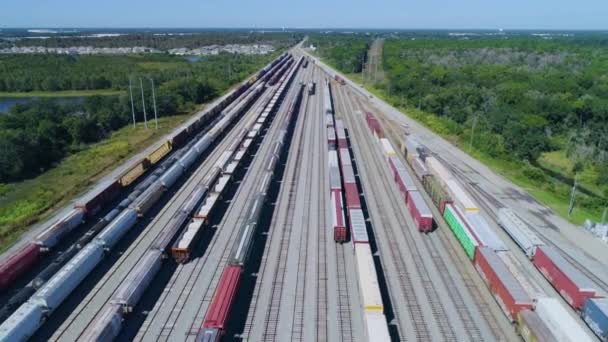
47, 87, 275, 341
362, 98, 510, 341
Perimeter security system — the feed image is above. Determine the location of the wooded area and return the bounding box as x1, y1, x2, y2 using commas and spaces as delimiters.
0, 51, 279, 182
312, 32, 608, 222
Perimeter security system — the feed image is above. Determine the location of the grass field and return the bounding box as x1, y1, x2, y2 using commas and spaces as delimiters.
0, 114, 189, 252
335, 70, 603, 226
0, 89, 123, 98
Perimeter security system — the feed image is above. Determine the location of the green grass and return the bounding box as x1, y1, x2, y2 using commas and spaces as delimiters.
0, 89, 123, 98
0, 114, 189, 252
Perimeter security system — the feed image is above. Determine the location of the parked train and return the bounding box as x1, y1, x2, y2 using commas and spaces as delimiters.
0, 52, 292, 295
324, 81, 391, 342
0, 54, 295, 341
195, 61, 304, 341
390, 125, 605, 341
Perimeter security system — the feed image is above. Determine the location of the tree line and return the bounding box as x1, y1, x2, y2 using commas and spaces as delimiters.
0, 52, 279, 182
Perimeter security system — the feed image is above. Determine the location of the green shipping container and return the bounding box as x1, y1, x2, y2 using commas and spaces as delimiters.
443, 204, 478, 260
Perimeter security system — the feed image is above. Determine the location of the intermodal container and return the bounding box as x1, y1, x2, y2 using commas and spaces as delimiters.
425, 156, 452, 185
344, 183, 360, 209
0, 243, 41, 291
497, 208, 544, 258
196, 328, 221, 342
474, 247, 533, 320
349, 208, 369, 243
379, 138, 396, 159
327, 129, 336, 148
354, 244, 383, 311
339, 148, 352, 166
533, 246, 600, 310
465, 213, 508, 252
203, 265, 242, 331
331, 191, 347, 243
517, 309, 557, 342
329, 152, 341, 191
535, 297, 595, 342
148, 141, 172, 165
336, 120, 348, 149
326, 114, 334, 127
583, 298, 608, 341
445, 179, 478, 213
443, 204, 478, 260
406, 191, 433, 232
364, 312, 391, 342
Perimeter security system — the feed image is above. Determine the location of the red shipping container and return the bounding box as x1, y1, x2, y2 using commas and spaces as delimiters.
0, 243, 41, 290
475, 247, 533, 321
533, 246, 599, 309
203, 265, 242, 330
331, 190, 347, 243
406, 191, 433, 232
344, 182, 361, 209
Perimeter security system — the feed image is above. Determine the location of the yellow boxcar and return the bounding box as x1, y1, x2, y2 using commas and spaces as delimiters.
148, 141, 172, 165
118, 159, 150, 187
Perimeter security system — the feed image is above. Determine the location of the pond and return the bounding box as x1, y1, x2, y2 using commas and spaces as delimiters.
0, 97, 86, 113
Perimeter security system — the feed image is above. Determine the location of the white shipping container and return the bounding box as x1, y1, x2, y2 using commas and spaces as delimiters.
535, 297, 595, 342
349, 209, 369, 243
354, 244, 383, 311
177, 220, 204, 249
233, 150, 246, 162
364, 312, 391, 342
380, 138, 396, 158
214, 175, 231, 194
497, 208, 544, 258
339, 148, 352, 166
425, 156, 453, 184
445, 179, 478, 213
197, 193, 219, 219
465, 213, 508, 251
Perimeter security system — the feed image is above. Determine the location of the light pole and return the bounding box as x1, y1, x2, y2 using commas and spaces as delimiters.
129, 77, 136, 127
140, 78, 148, 129
149, 77, 158, 130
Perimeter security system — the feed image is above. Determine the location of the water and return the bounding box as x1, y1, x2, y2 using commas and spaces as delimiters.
0, 96, 85, 113
185, 55, 202, 62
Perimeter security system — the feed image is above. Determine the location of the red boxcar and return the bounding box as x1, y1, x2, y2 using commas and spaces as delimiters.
406, 191, 433, 232
343, 182, 361, 209
0, 243, 41, 291
203, 265, 242, 331
475, 247, 534, 321
331, 190, 347, 243
171, 128, 190, 148
75, 181, 121, 217
533, 246, 600, 309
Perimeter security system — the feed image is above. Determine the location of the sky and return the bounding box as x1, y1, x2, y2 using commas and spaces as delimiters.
1, 0, 607, 30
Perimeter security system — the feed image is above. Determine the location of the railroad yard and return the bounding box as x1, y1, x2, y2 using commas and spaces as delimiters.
0, 45, 607, 342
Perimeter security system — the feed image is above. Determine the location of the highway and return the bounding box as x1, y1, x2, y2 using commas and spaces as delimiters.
1, 45, 606, 342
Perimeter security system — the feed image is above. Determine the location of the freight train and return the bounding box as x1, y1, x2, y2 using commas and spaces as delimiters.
366, 110, 605, 341
324, 80, 391, 341
0, 52, 292, 295
0, 53, 296, 341
195, 59, 304, 341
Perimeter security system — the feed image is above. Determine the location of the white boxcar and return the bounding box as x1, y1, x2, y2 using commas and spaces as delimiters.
497, 208, 544, 258
364, 312, 391, 342
0, 302, 44, 341
214, 175, 231, 194
425, 156, 453, 184
445, 179, 478, 213
465, 213, 508, 251
379, 138, 396, 158
33, 242, 104, 310
535, 297, 595, 342
354, 244, 383, 311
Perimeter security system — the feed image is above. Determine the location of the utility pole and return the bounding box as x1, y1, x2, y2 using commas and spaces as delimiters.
150, 78, 158, 130
568, 175, 578, 217
129, 77, 136, 127
140, 78, 148, 129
